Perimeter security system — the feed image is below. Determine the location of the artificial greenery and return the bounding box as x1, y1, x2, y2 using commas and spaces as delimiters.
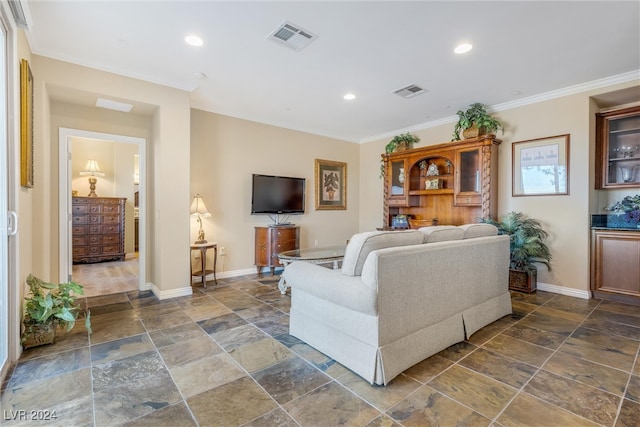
481, 212, 552, 273
452, 102, 504, 141
21, 274, 91, 344
385, 132, 420, 154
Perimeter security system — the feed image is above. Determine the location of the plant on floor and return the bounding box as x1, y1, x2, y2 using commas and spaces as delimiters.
452, 102, 504, 141
480, 212, 551, 292
21, 274, 92, 348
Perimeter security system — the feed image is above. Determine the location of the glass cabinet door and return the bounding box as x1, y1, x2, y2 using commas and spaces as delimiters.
390, 160, 406, 196
455, 148, 481, 206
597, 106, 640, 189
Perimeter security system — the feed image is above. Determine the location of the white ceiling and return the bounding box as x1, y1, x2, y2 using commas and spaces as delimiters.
24, 1, 640, 143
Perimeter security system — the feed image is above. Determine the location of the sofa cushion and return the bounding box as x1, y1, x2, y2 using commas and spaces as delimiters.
341, 230, 424, 276
418, 226, 465, 243
459, 223, 499, 239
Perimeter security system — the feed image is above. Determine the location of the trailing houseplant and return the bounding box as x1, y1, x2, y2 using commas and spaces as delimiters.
481, 211, 551, 292
21, 274, 92, 348
452, 102, 504, 141
385, 132, 420, 154
380, 132, 420, 177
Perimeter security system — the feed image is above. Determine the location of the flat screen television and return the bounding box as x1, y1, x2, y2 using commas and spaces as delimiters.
251, 174, 305, 217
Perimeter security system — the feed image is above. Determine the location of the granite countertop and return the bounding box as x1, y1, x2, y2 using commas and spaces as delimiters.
591, 213, 640, 231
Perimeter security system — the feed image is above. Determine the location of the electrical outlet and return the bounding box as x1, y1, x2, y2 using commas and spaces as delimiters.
219, 246, 226, 256
314, 240, 318, 246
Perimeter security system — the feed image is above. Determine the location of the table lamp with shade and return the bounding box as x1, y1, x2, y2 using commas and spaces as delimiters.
190, 194, 211, 244
79, 159, 106, 197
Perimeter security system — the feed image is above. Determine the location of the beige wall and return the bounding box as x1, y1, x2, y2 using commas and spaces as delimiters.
190, 110, 360, 274
359, 80, 640, 294
31, 55, 191, 295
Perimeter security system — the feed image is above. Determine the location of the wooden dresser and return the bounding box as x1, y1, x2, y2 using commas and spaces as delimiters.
255, 226, 300, 274
72, 196, 126, 264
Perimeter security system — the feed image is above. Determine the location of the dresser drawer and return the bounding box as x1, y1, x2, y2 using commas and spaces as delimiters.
272, 239, 297, 254
102, 205, 120, 214
72, 236, 86, 246
102, 215, 120, 224
88, 225, 101, 234
89, 205, 101, 214
102, 245, 120, 254
102, 235, 119, 244
89, 215, 101, 224
72, 226, 86, 235
72, 215, 88, 225
88, 235, 101, 245
102, 224, 120, 234
72, 205, 88, 214
73, 247, 88, 256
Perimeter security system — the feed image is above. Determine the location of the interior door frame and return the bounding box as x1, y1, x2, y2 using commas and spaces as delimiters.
58, 128, 147, 291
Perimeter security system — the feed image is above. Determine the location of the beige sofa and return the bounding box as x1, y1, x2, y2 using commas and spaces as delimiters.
283, 224, 512, 385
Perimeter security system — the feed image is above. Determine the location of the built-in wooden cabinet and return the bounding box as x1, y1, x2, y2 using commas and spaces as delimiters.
596, 105, 640, 189
72, 196, 126, 263
591, 229, 640, 304
255, 226, 300, 274
382, 136, 500, 228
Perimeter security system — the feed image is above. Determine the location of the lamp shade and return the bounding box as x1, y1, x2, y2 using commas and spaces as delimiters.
79, 159, 106, 177
190, 194, 211, 217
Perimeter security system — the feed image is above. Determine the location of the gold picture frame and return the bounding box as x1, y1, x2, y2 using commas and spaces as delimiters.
512, 134, 570, 196
20, 59, 34, 188
315, 159, 347, 210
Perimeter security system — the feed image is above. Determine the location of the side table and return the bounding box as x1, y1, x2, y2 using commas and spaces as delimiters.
190, 242, 218, 288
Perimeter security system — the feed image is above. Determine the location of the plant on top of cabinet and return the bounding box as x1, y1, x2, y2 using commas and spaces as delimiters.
452, 102, 504, 141
385, 132, 420, 154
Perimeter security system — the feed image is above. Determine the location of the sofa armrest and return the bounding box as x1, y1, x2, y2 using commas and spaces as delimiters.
283, 261, 377, 315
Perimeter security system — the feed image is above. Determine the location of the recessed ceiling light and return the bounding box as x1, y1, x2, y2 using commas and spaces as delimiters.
454, 43, 473, 54
185, 35, 203, 47
343, 93, 356, 100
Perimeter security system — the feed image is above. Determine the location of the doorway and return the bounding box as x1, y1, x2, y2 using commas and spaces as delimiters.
58, 128, 147, 295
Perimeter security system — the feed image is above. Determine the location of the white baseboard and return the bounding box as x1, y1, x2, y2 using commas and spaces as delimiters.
190, 267, 282, 283
150, 283, 193, 300
537, 281, 592, 300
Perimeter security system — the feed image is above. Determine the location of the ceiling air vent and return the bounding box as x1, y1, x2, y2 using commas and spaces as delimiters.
394, 84, 428, 99
267, 21, 317, 51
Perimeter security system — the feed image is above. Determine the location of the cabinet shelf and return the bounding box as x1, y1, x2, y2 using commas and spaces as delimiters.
596, 106, 640, 189
609, 157, 640, 162
409, 189, 453, 196
609, 127, 640, 135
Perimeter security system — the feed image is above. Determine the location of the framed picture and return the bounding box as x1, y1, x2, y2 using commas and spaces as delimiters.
512, 134, 570, 196
20, 59, 34, 188
315, 159, 347, 210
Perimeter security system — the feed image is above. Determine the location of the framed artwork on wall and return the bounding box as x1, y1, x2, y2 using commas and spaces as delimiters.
20, 58, 34, 188
512, 134, 570, 196
315, 159, 347, 210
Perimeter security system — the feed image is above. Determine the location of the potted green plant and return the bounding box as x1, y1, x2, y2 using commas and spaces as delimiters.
21, 274, 92, 349
452, 102, 504, 141
380, 132, 420, 178
385, 132, 420, 154
481, 212, 552, 293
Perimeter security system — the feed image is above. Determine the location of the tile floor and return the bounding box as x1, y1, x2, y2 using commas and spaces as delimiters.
1, 274, 639, 426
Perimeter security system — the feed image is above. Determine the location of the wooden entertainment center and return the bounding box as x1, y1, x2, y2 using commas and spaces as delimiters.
382, 135, 500, 228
